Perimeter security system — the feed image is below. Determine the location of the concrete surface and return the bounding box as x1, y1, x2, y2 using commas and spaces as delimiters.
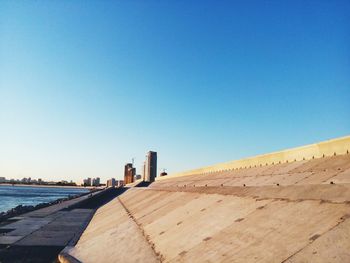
158, 135, 350, 179
153, 154, 350, 188
63, 151, 350, 262
65, 196, 160, 263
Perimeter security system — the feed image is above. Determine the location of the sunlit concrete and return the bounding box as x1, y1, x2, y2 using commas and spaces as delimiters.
62, 137, 350, 262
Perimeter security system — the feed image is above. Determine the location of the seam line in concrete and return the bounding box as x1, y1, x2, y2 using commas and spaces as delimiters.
147, 187, 350, 204
117, 196, 163, 262
280, 215, 350, 263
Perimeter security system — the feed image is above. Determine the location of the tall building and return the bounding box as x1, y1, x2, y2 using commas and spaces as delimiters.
144, 151, 157, 182
142, 162, 146, 181
124, 163, 136, 184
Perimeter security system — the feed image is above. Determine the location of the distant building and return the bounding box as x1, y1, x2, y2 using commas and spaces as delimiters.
0, 177, 5, 183
144, 151, 157, 182
83, 177, 92, 187
92, 177, 100, 187
124, 163, 136, 184
142, 162, 146, 181
116, 180, 124, 187
107, 178, 116, 187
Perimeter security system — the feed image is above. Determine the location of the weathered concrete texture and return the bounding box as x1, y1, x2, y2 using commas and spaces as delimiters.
66, 197, 160, 263
118, 188, 350, 262
64, 153, 350, 262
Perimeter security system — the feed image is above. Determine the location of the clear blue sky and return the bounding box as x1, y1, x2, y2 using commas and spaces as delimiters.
1, 1, 349, 183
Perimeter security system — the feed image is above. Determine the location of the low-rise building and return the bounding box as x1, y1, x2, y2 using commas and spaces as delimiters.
107, 178, 116, 187
92, 177, 100, 186
83, 178, 92, 187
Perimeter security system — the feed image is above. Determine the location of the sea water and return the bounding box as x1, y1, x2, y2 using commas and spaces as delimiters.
0, 185, 89, 213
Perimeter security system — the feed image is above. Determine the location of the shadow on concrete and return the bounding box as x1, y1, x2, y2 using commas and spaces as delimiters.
0, 245, 64, 263
134, 181, 153, 187
0, 187, 128, 263
68, 187, 128, 210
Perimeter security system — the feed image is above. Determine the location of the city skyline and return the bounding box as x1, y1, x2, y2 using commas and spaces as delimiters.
1, 1, 349, 183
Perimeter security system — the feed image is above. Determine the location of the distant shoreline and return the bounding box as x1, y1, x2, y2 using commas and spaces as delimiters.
0, 183, 95, 189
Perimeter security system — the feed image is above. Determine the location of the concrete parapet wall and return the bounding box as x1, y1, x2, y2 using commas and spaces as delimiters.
158, 135, 350, 180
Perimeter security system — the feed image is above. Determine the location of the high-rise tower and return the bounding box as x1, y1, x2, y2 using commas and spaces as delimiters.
144, 151, 157, 182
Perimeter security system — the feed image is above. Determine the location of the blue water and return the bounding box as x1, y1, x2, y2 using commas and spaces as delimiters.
0, 185, 89, 213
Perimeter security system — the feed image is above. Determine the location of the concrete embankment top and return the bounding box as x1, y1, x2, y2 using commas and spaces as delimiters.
158, 135, 350, 180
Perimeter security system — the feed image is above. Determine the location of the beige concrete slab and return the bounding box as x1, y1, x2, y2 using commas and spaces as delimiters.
170, 200, 348, 263
285, 217, 350, 263
295, 170, 339, 185
324, 167, 350, 184
103, 188, 349, 263
153, 184, 350, 203
66, 197, 160, 263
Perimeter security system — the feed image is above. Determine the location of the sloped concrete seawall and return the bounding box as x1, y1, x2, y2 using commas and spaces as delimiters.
62, 136, 350, 262
158, 135, 350, 180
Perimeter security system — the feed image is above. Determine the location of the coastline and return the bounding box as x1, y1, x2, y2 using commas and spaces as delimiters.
0, 189, 96, 224
0, 183, 95, 189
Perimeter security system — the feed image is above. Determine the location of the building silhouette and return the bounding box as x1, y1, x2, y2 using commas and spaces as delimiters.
124, 163, 135, 184
107, 178, 116, 187
144, 151, 157, 182
92, 177, 100, 186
